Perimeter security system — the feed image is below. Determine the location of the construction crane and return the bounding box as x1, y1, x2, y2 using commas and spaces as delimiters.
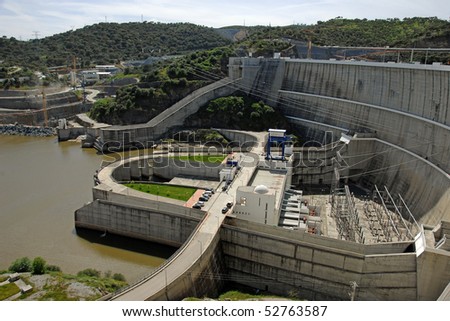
42, 86, 48, 127
71, 56, 77, 89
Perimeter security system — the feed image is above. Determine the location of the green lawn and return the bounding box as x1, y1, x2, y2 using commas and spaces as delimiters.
172, 154, 227, 164
125, 183, 196, 201
0, 282, 20, 300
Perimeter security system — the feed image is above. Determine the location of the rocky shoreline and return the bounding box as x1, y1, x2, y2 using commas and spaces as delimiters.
0, 124, 55, 137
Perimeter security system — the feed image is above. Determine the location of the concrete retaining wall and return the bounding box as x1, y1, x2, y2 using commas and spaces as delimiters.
221, 218, 417, 300
147, 231, 226, 300
106, 155, 224, 182
91, 185, 204, 220
0, 102, 90, 126
110, 157, 154, 181
0, 91, 80, 110
153, 157, 224, 181
75, 199, 201, 247
357, 139, 450, 225
215, 129, 263, 152
417, 248, 450, 300
0, 87, 66, 97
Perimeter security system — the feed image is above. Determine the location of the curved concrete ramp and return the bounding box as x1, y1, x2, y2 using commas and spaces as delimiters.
97, 78, 240, 150
110, 208, 227, 300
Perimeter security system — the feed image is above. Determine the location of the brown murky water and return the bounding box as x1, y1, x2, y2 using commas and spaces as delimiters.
0, 135, 175, 283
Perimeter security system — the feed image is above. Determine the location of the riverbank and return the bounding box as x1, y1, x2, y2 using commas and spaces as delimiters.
0, 124, 55, 136
0, 272, 126, 301
0, 136, 171, 283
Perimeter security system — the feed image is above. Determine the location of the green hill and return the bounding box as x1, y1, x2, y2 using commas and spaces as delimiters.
231, 17, 450, 48
2, 17, 449, 71
0, 22, 232, 69
2, 17, 450, 125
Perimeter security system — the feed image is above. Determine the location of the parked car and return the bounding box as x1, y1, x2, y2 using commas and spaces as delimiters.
221, 207, 229, 214
204, 188, 215, 194
199, 196, 209, 202
226, 202, 233, 208
192, 203, 202, 209
196, 201, 205, 207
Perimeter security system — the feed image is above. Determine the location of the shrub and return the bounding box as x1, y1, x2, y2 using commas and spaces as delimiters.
45, 265, 61, 272
9, 257, 32, 273
77, 268, 101, 278
112, 273, 126, 282
32, 257, 47, 275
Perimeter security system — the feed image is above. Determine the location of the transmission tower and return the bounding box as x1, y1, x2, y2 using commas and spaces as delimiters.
32, 31, 40, 39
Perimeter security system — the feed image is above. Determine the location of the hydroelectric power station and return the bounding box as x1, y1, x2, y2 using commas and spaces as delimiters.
75, 57, 450, 301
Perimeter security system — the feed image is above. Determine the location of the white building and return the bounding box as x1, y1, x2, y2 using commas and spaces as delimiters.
233, 185, 278, 225
80, 70, 99, 85
95, 65, 120, 74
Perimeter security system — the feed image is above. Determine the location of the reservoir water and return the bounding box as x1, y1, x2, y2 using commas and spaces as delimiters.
0, 135, 175, 283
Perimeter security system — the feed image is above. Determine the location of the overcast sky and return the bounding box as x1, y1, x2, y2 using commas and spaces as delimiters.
1, 0, 449, 40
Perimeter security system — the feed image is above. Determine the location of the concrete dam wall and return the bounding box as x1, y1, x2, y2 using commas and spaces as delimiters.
73, 59, 450, 301
221, 218, 417, 301
231, 58, 450, 225
281, 61, 450, 126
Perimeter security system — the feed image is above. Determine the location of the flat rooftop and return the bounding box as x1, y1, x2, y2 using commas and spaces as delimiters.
249, 168, 287, 210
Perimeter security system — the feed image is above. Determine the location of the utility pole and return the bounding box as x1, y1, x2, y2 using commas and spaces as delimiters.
71, 56, 77, 89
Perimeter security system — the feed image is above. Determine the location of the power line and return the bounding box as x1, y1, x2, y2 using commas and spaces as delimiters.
184, 64, 449, 179
187, 63, 448, 151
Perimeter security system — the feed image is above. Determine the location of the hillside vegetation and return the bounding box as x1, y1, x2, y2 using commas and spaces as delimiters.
0, 22, 231, 70
241, 17, 450, 48
1, 17, 449, 71
2, 17, 450, 126
89, 46, 233, 124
